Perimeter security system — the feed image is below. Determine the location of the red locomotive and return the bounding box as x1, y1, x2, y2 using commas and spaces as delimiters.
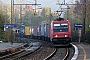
50, 18, 71, 46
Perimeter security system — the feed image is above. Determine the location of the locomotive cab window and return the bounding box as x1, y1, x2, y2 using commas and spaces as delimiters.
53, 23, 68, 32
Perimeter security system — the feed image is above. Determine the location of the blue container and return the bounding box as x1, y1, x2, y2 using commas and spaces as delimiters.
30, 28, 34, 35
37, 25, 41, 36
44, 24, 48, 37
19, 28, 25, 34
41, 24, 45, 36
40, 24, 48, 37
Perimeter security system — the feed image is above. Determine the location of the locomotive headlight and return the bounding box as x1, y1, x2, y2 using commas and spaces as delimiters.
65, 35, 68, 37
54, 35, 58, 37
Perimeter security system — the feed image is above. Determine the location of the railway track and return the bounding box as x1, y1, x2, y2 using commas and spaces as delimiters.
4, 38, 74, 60
44, 45, 74, 60
0, 42, 41, 60
45, 47, 69, 60
23, 44, 72, 60
21, 39, 72, 60
23, 40, 56, 60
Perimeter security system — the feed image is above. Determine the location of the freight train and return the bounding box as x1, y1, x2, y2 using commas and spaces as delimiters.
15, 18, 71, 46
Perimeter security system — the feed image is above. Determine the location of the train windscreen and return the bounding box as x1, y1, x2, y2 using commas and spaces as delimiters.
53, 23, 68, 32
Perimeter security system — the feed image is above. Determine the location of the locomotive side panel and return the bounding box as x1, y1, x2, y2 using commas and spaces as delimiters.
68, 22, 71, 38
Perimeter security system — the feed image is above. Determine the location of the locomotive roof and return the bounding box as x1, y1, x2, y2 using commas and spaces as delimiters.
54, 17, 64, 21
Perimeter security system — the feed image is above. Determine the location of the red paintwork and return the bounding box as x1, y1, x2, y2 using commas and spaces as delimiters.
50, 20, 71, 40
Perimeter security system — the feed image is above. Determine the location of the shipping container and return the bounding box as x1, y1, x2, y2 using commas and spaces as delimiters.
37, 25, 41, 36
25, 27, 30, 35
20, 28, 25, 34
41, 24, 49, 37
44, 24, 47, 36
30, 27, 34, 35
33, 26, 38, 36
41, 24, 45, 36
47, 24, 50, 37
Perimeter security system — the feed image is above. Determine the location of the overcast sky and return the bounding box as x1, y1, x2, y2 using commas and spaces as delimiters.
1, 0, 76, 11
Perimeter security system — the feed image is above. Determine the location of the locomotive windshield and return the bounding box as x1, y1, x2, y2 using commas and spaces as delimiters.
53, 23, 68, 32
